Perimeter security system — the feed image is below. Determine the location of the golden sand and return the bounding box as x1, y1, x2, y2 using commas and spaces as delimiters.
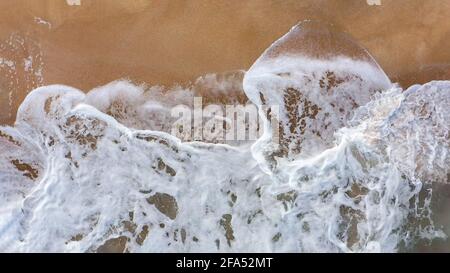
0, 0, 449, 125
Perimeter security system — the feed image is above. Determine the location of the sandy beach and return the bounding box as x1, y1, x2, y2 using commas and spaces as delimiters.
1, 0, 450, 253
0, 0, 449, 125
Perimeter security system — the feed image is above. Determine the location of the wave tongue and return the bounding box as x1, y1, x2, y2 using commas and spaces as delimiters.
243, 20, 392, 169
258, 20, 386, 63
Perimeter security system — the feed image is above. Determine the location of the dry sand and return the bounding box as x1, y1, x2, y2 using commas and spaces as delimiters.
0, 0, 449, 125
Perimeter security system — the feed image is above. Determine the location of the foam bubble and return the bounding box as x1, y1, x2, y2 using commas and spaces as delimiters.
244, 21, 392, 169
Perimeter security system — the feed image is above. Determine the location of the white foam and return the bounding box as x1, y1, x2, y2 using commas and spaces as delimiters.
0, 22, 448, 253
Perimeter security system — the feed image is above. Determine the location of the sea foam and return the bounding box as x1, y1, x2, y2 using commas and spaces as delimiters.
0, 21, 449, 252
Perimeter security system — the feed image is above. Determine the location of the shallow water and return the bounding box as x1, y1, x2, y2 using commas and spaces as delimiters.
0, 1, 449, 253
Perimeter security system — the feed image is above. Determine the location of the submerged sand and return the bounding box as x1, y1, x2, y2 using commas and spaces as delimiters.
0, 0, 449, 125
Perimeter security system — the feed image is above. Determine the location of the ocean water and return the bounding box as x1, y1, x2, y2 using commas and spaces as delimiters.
0, 21, 449, 253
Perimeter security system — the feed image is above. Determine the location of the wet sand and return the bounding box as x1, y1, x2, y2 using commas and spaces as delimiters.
1, 0, 449, 125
